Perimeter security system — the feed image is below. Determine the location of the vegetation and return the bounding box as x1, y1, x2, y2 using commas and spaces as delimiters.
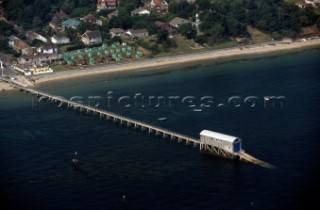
1, 0, 319, 56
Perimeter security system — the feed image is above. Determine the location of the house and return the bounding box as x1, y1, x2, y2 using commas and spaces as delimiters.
25, 31, 48, 43
97, 0, 120, 11
62, 19, 81, 30
49, 21, 64, 32
81, 30, 102, 45
296, 0, 320, 8
81, 13, 103, 26
51, 35, 70, 44
49, 11, 68, 33
13, 64, 32, 76
131, 7, 150, 16
30, 63, 53, 75
155, 21, 175, 33
19, 53, 60, 65
108, 10, 119, 19
21, 47, 36, 56
125, 29, 149, 37
51, 11, 68, 21
10, 38, 30, 52
145, 0, 169, 14
37, 46, 58, 54
109, 28, 125, 37
169, 17, 191, 28
8, 35, 20, 47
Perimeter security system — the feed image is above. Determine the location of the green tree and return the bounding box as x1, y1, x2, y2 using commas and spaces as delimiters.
156, 29, 169, 43
0, 21, 14, 37
194, 35, 208, 45
208, 24, 225, 42
0, 37, 9, 51
179, 23, 197, 39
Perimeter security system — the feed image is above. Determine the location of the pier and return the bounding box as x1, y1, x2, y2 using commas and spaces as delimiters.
1, 78, 273, 168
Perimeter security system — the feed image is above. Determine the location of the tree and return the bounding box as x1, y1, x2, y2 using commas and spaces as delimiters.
147, 23, 158, 35
208, 24, 225, 42
0, 37, 9, 51
179, 23, 197, 39
0, 21, 14, 37
156, 29, 169, 43
194, 35, 208, 45
197, 0, 211, 11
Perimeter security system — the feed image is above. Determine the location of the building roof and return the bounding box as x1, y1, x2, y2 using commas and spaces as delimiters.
83, 13, 97, 22
52, 35, 69, 40
126, 29, 148, 35
9, 35, 20, 41
169, 17, 190, 27
151, 0, 168, 6
155, 21, 165, 27
108, 10, 118, 18
38, 45, 57, 50
131, 7, 150, 15
200, 130, 239, 143
83, 30, 102, 39
110, 28, 125, 33
62, 19, 80, 27
52, 11, 68, 19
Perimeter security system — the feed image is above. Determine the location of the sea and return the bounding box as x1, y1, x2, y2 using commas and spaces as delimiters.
0, 49, 320, 210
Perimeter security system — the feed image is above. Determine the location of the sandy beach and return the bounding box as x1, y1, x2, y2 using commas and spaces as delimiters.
0, 82, 13, 91
4, 37, 320, 87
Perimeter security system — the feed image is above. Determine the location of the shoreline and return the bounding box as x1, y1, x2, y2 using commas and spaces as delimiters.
3, 37, 320, 89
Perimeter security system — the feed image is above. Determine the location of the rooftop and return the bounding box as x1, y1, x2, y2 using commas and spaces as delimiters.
83, 13, 97, 22
200, 130, 239, 143
62, 19, 81, 27
83, 30, 102, 39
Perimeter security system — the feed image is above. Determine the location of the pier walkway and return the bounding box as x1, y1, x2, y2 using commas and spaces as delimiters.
0, 77, 273, 168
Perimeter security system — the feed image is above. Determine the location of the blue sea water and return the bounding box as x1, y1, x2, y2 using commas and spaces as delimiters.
0, 49, 320, 210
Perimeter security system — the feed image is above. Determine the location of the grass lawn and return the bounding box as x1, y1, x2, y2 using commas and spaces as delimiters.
51, 64, 70, 71
247, 26, 272, 43
157, 36, 204, 57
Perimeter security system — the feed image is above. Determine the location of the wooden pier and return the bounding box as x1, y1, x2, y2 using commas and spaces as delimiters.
1, 78, 273, 168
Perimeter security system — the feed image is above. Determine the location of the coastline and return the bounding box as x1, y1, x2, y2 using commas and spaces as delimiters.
4, 37, 320, 89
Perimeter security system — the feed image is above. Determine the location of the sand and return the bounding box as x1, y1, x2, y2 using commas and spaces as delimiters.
15, 37, 320, 86
0, 81, 13, 91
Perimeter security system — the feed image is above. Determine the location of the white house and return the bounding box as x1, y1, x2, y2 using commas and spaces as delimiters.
169, 17, 191, 28
8, 35, 20, 47
109, 28, 125, 37
125, 29, 149, 37
81, 30, 102, 45
37, 45, 58, 54
130, 7, 150, 16
25, 31, 48, 43
51, 35, 70, 44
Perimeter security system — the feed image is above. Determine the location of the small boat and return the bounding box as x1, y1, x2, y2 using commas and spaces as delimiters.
193, 108, 202, 112
72, 151, 79, 166
72, 159, 79, 164
158, 117, 167, 121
